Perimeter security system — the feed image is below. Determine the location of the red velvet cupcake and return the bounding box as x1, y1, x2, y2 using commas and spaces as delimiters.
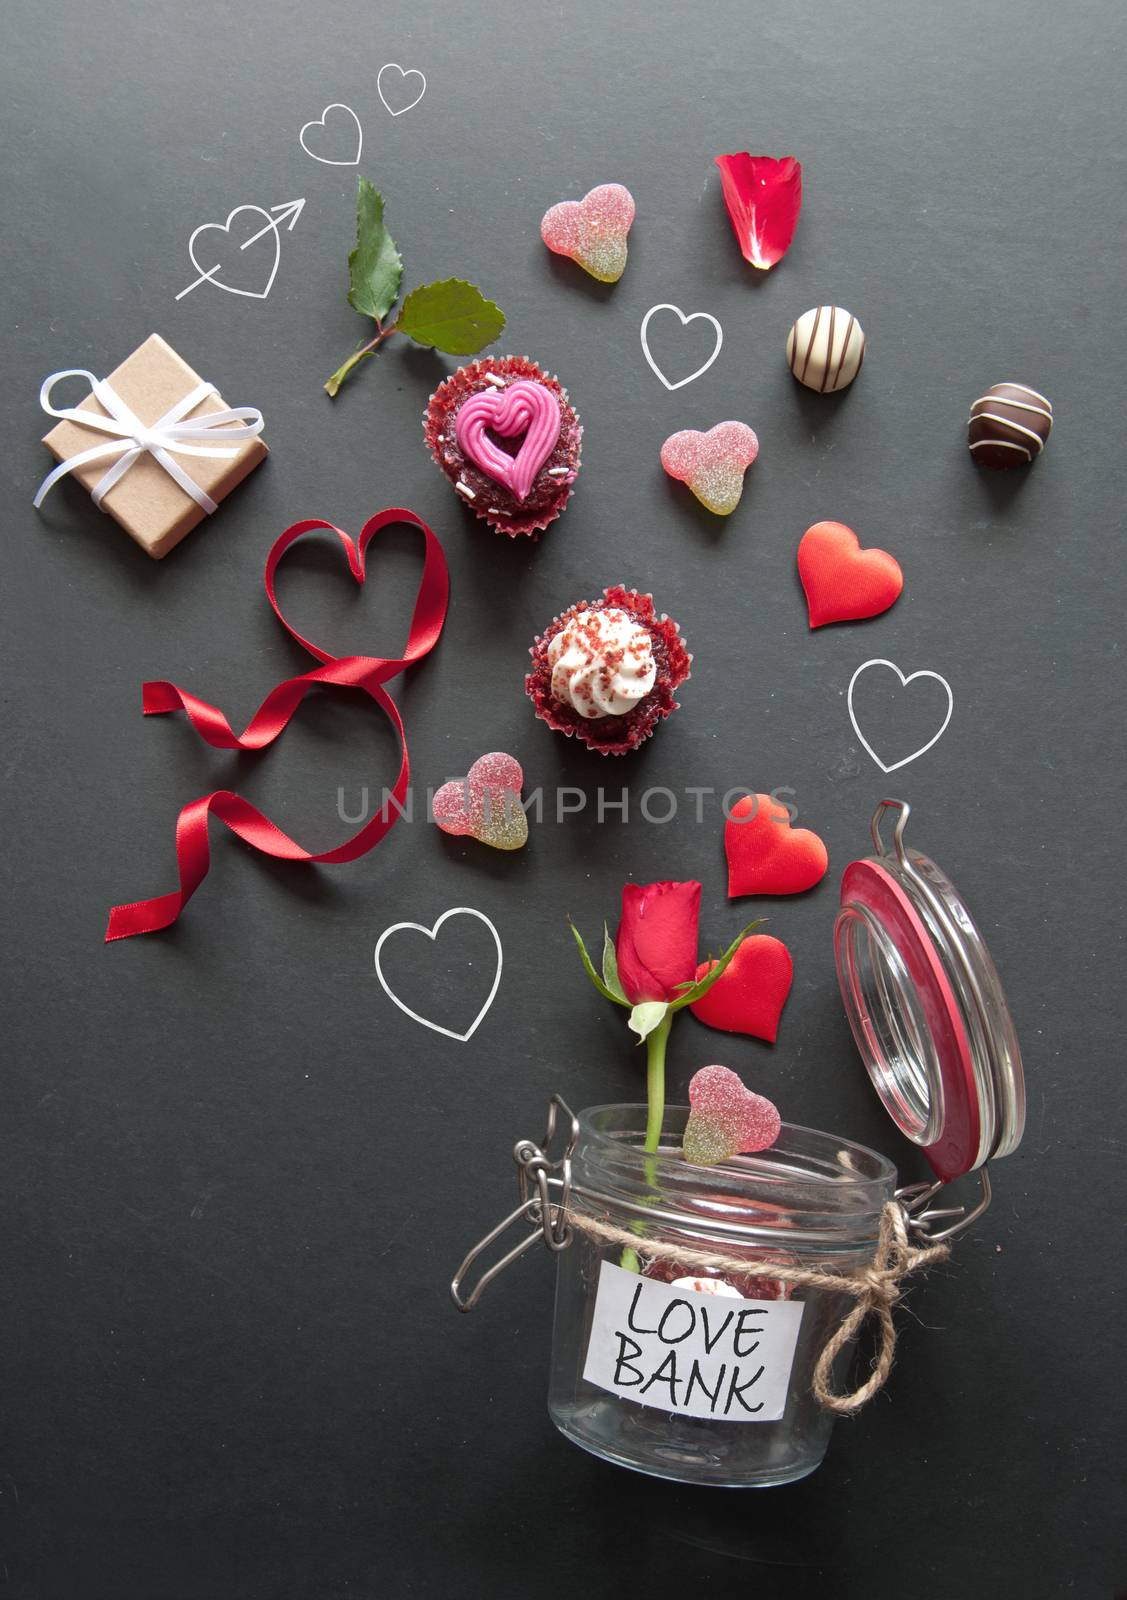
525, 586, 691, 755
423, 356, 582, 538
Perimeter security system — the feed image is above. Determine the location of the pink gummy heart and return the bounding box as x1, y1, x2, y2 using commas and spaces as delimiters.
454, 381, 561, 502
432, 752, 528, 851
540, 183, 636, 283
660, 422, 759, 515
683, 1065, 781, 1167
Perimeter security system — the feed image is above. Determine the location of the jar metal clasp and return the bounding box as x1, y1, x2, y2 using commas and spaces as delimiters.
895, 1165, 993, 1244
450, 1095, 579, 1311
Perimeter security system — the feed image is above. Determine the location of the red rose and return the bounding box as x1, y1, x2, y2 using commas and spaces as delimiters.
615, 881, 702, 1005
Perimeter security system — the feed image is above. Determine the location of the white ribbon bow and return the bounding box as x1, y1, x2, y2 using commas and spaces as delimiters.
34, 368, 265, 515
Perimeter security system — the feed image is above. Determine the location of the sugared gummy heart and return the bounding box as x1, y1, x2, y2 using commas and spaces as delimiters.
660, 422, 759, 515
725, 793, 828, 897
540, 183, 636, 283
683, 1065, 781, 1167
432, 752, 528, 851
689, 935, 793, 1043
797, 521, 903, 628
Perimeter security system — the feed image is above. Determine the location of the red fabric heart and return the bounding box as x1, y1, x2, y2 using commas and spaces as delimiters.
689, 936, 793, 1043
797, 521, 903, 629
725, 793, 828, 897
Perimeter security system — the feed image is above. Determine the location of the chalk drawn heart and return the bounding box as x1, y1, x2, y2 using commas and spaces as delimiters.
374, 907, 501, 1043
377, 62, 427, 116
640, 303, 724, 391
454, 380, 561, 501
187, 205, 280, 300
847, 658, 954, 773
300, 102, 362, 165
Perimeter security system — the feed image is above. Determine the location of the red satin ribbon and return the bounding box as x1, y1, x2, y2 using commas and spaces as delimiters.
106, 510, 449, 942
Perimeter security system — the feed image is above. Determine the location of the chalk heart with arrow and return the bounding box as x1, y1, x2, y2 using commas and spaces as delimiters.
177, 199, 305, 301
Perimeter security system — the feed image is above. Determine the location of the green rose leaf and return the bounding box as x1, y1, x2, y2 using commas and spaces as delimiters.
627, 1001, 670, 1043
670, 921, 765, 1010
396, 278, 506, 354
347, 178, 403, 322
569, 921, 628, 1007
601, 923, 628, 1004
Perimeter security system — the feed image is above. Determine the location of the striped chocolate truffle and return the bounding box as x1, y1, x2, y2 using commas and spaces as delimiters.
967, 383, 1053, 470
786, 306, 865, 393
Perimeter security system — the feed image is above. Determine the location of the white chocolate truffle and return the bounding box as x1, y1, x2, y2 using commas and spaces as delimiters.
786, 306, 865, 393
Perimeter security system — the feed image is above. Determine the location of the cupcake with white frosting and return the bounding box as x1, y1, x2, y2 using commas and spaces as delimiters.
525, 586, 691, 754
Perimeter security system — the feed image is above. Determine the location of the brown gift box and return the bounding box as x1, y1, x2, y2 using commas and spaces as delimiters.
40, 333, 268, 560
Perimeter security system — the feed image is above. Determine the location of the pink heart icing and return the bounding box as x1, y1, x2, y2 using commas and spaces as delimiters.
454, 380, 561, 502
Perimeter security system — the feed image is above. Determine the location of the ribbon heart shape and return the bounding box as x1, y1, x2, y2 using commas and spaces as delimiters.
454, 380, 561, 501
105, 510, 449, 941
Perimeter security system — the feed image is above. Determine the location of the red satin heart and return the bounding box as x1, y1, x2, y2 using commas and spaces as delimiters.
105, 510, 449, 941
689, 936, 793, 1043
797, 520, 903, 628
725, 793, 828, 897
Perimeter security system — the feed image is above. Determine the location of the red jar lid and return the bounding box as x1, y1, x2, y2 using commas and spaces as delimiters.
835, 801, 1025, 1183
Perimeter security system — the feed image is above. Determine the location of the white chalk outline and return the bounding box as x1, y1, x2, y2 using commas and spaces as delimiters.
299, 102, 362, 165
374, 907, 502, 1044
176, 200, 305, 301
377, 62, 427, 116
847, 658, 954, 773
640, 303, 724, 391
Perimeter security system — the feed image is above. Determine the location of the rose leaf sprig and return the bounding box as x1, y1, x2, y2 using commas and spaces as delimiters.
570, 881, 761, 1156
325, 178, 506, 396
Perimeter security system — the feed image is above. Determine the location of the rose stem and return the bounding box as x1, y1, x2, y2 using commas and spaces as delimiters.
324, 318, 398, 396
644, 1011, 673, 1156
621, 1010, 673, 1274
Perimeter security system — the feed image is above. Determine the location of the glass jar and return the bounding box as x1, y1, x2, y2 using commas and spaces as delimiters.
546, 1104, 897, 1488
450, 802, 1026, 1488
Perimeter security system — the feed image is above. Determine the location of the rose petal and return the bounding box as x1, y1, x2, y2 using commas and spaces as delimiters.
714, 153, 802, 271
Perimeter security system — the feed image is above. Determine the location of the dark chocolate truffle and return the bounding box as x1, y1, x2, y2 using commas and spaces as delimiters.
967, 383, 1053, 470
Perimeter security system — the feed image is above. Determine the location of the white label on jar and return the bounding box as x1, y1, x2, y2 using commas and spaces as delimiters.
582, 1261, 805, 1423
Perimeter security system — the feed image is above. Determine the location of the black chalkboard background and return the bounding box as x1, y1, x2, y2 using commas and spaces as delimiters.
4, 2, 1126, 1597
